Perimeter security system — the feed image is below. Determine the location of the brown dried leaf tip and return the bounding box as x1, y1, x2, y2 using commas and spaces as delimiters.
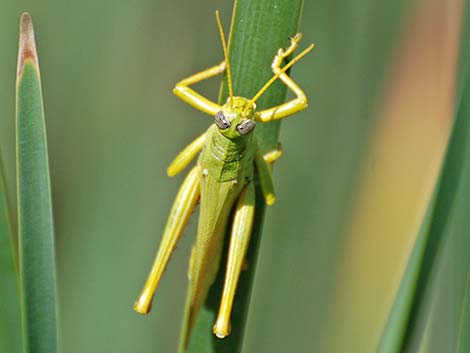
17, 12, 39, 76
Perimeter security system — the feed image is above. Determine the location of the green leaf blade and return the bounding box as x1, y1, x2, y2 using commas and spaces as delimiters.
16, 13, 59, 353
377, 2, 470, 352
401, 38, 470, 353
0, 157, 22, 353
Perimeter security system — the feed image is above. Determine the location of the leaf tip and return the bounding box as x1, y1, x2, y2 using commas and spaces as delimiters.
17, 12, 39, 76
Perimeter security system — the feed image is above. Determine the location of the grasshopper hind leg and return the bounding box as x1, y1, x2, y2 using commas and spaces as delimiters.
134, 166, 200, 314
213, 182, 256, 338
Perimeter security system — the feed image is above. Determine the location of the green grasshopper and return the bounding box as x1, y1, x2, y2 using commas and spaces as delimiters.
134, 11, 313, 339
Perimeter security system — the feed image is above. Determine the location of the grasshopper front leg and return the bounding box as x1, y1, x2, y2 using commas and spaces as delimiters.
173, 62, 225, 116
213, 182, 256, 338
257, 34, 309, 123
134, 166, 200, 314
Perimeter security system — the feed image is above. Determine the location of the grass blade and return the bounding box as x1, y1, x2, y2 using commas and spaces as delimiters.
179, 0, 305, 352
16, 13, 59, 353
0, 156, 22, 353
375, 197, 436, 353
317, 0, 464, 351
400, 6, 470, 350
378, 1, 470, 352
400, 65, 470, 353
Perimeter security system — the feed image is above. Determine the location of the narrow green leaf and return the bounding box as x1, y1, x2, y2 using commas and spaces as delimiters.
402, 43, 470, 353
179, 0, 306, 352
0, 156, 22, 353
16, 13, 59, 353
376, 196, 436, 353
378, 2, 470, 352
401, 65, 470, 353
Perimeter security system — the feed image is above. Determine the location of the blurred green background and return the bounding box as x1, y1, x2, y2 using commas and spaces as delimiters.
0, 0, 467, 352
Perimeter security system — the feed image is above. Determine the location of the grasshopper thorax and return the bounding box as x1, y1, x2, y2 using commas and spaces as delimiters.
214, 97, 256, 140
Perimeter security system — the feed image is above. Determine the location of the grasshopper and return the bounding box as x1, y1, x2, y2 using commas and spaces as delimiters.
134, 11, 313, 339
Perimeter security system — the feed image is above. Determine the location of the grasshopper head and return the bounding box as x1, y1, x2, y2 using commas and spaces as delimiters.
214, 97, 256, 140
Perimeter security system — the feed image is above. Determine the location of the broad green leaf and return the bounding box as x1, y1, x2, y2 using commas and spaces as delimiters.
0, 156, 22, 353
179, 0, 305, 352
16, 13, 59, 353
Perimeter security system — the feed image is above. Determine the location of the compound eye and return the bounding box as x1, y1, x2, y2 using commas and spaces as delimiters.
236, 120, 256, 135
215, 111, 230, 130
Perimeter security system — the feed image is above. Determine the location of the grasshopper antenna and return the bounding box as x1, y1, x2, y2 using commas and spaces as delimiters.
215, 10, 234, 108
